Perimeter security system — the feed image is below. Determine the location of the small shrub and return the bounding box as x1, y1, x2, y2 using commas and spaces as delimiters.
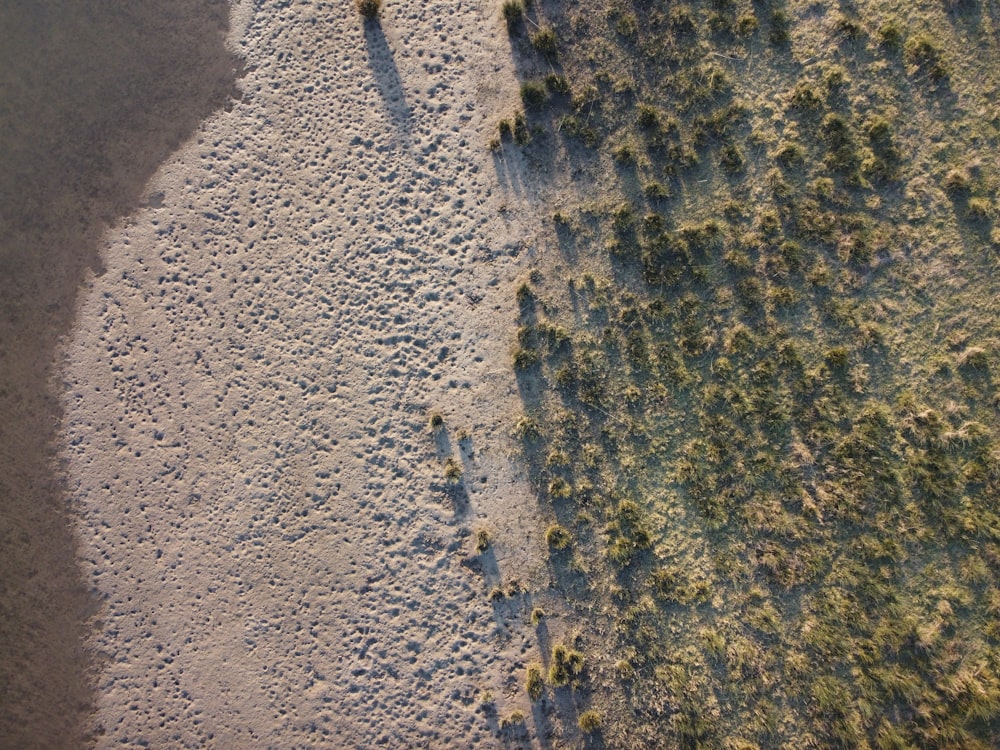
515, 281, 534, 306
578, 710, 603, 732
866, 117, 893, 146
513, 112, 530, 144
957, 346, 989, 370
612, 143, 637, 165
531, 27, 558, 59
788, 82, 823, 112
905, 35, 948, 81
719, 143, 746, 174
669, 5, 697, 36
834, 14, 863, 41
475, 528, 491, 553
520, 80, 547, 109
548, 477, 572, 499
736, 14, 759, 35
500, 710, 526, 728
444, 458, 463, 483
879, 21, 903, 51
513, 348, 539, 369
514, 415, 541, 439
967, 197, 993, 220
501, 0, 523, 28
526, 664, 544, 700
637, 103, 660, 128
545, 73, 570, 94
545, 524, 572, 550
644, 181, 671, 201
355, 0, 381, 19
943, 169, 970, 196
769, 10, 791, 44
549, 644, 585, 685
825, 346, 850, 369
776, 141, 805, 167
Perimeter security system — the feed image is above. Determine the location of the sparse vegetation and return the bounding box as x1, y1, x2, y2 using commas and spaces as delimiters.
501, 0, 1000, 746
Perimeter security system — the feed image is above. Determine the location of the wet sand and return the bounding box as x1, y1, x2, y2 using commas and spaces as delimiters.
0, 2, 238, 747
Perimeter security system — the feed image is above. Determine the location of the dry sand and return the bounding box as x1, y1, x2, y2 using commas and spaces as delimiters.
40, 0, 577, 747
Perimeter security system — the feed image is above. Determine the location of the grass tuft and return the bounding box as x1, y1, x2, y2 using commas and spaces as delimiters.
355, 0, 381, 19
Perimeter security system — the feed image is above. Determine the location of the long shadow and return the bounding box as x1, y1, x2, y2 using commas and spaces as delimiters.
0, 1, 240, 747
363, 19, 413, 138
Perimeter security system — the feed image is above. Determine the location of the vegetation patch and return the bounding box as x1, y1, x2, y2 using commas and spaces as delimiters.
497, 0, 1000, 746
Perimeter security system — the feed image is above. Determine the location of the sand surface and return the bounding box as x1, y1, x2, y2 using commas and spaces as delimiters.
0, 2, 237, 747
47, 0, 566, 747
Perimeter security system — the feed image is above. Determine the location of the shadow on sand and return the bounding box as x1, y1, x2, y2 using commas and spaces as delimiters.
0, 1, 239, 746
363, 18, 414, 136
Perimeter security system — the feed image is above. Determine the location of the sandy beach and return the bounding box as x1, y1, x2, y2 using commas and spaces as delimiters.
2, 0, 567, 747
